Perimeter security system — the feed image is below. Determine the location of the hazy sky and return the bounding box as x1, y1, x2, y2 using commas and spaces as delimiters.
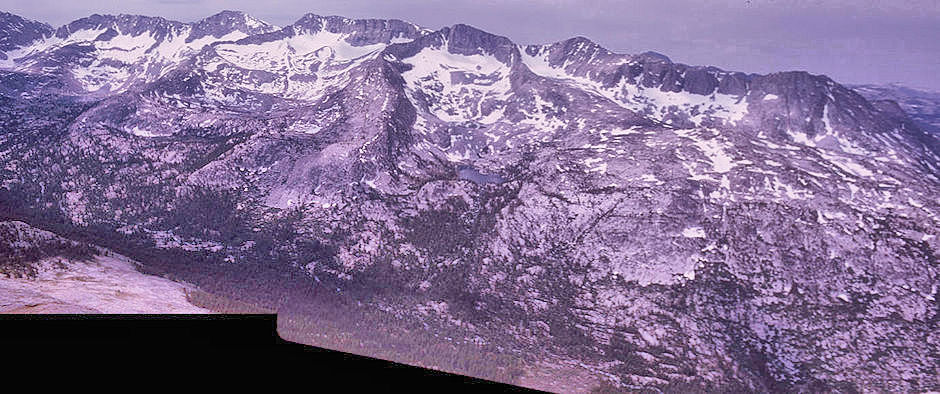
3, 0, 938, 90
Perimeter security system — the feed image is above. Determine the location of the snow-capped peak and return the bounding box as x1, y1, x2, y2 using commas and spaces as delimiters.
0, 11, 281, 94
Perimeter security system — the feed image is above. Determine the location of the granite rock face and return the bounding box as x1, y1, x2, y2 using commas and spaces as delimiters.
0, 12, 52, 53
0, 11, 937, 392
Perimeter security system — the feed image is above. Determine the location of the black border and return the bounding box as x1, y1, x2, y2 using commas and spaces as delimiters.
0, 314, 539, 391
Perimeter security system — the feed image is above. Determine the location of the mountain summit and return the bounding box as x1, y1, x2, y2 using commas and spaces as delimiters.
0, 12, 52, 53
189, 10, 279, 42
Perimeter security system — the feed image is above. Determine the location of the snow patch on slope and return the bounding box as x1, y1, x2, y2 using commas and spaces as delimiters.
520, 48, 748, 126
401, 45, 512, 123
208, 30, 384, 100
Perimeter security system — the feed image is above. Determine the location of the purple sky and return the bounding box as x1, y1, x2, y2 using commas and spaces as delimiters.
3, 0, 938, 90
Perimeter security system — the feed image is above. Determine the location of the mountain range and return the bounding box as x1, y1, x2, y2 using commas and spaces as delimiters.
0, 10, 937, 392
851, 83, 940, 136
